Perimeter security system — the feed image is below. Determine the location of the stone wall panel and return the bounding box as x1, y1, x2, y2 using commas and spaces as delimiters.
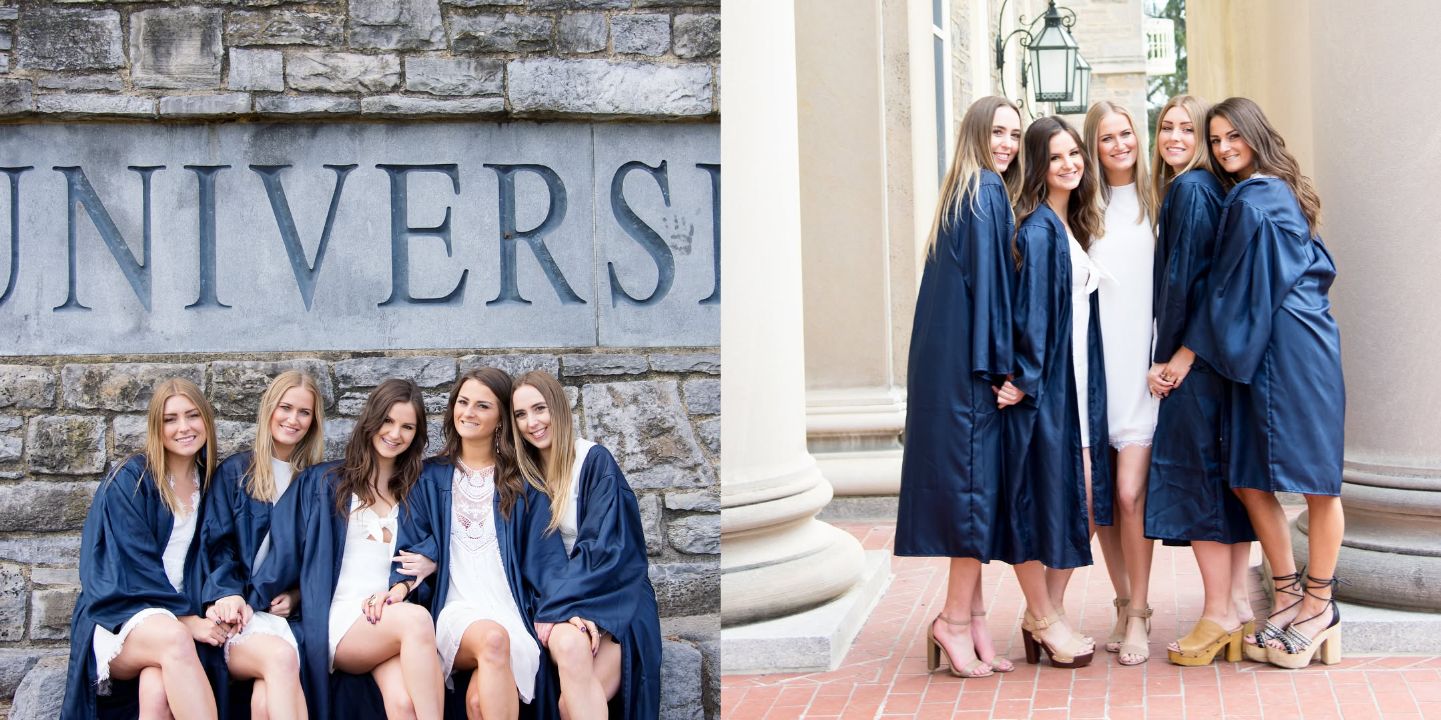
130, 8, 224, 89
16, 8, 123, 71
227, 11, 345, 47
26, 587, 77, 641
61, 363, 207, 413
349, 0, 445, 51
0, 565, 24, 641
450, 13, 553, 53
581, 381, 713, 490
25, 418, 105, 475
0, 482, 99, 533
508, 59, 712, 116
286, 51, 401, 93
209, 360, 335, 416
0, 367, 53, 410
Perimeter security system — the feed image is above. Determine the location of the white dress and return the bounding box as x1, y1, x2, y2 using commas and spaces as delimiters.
433, 464, 541, 702
327, 495, 399, 667
1089, 183, 1160, 448
92, 481, 200, 691
560, 439, 596, 555
226, 458, 300, 662
1068, 230, 1104, 448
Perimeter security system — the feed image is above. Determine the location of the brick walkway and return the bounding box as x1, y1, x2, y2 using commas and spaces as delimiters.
722, 522, 1441, 720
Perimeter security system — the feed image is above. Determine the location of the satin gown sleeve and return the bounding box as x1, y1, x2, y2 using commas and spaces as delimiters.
1011, 222, 1055, 405
1153, 174, 1223, 362
248, 463, 309, 611
201, 452, 251, 606
963, 181, 1018, 383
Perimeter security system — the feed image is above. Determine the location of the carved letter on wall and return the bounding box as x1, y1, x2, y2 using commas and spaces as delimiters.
53, 165, 162, 313
0, 167, 31, 307
377, 164, 467, 307
697, 163, 720, 305
185, 165, 232, 310
485, 164, 583, 307
251, 164, 357, 311
607, 160, 675, 307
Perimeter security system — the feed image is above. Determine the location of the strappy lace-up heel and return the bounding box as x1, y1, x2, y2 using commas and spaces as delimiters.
1265, 575, 1345, 669
1244, 569, 1304, 662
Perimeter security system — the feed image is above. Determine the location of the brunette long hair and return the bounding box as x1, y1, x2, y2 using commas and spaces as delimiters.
140, 378, 217, 514
332, 378, 427, 516
511, 370, 578, 536
926, 96, 1024, 259
1013, 116, 1102, 265
1207, 97, 1322, 233
440, 367, 525, 518
1149, 95, 1214, 211
245, 370, 325, 503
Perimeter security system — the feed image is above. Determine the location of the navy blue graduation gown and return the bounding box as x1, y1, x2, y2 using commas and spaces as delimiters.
896, 171, 1016, 559
391, 458, 569, 720
62, 455, 229, 720
1001, 204, 1112, 570
1186, 176, 1344, 495
1145, 170, 1256, 545
249, 461, 387, 720
533, 445, 660, 720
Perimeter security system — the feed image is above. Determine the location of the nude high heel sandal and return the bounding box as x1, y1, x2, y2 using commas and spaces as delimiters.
926, 614, 993, 678
971, 611, 1014, 673
1167, 619, 1243, 666
1020, 612, 1094, 669
1266, 575, 1344, 669
1117, 605, 1154, 666
1105, 597, 1130, 653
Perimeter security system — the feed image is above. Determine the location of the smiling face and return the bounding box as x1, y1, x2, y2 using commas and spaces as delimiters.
1209, 115, 1255, 178
512, 384, 552, 453
989, 105, 1022, 173
1045, 130, 1084, 195
268, 386, 315, 460
452, 379, 501, 442
162, 393, 207, 461
1158, 105, 1198, 170
372, 401, 418, 460
1094, 112, 1138, 181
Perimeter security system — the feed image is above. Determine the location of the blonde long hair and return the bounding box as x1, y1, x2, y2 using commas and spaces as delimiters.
245, 370, 325, 503
1149, 95, 1213, 212
512, 371, 577, 536
142, 378, 217, 514
1207, 97, 1322, 233
1082, 101, 1155, 229
926, 96, 1024, 259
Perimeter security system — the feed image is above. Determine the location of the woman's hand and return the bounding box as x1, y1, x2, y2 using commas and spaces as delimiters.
207, 594, 253, 630
993, 378, 1026, 409
184, 614, 232, 646
392, 550, 437, 584
569, 616, 601, 656
268, 589, 300, 618
533, 621, 555, 648
1161, 347, 1196, 391
1148, 363, 1175, 398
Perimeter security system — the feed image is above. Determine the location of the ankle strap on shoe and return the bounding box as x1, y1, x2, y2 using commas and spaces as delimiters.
1272, 569, 1305, 596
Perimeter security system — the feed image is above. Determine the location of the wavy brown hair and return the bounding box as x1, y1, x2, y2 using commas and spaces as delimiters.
332, 378, 427, 516
926, 96, 1024, 259
1149, 95, 1213, 212
511, 370, 577, 536
246, 370, 325, 503
1207, 97, 1322, 233
1013, 116, 1102, 266
440, 367, 524, 519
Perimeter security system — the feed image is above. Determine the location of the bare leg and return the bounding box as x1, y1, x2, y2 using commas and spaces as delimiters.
968, 578, 1012, 671
1045, 452, 1096, 613
1168, 540, 1240, 652
1282, 495, 1345, 644
930, 558, 985, 674
1115, 445, 1155, 664
108, 615, 217, 720
1014, 561, 1093, 655
227, 635, 306, 720
549, 624, 610, 720
371, 656, 417, 720
453, 620, 518, 720
249, 681, 267, 720
334, 604, 444, 720
1095, 449, 1131, 606
137, 666, 173, 720
1231, 542, 1255, 625
1233, 488, 1300, 635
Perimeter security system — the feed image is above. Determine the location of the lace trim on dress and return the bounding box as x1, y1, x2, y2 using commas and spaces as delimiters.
452, 462, 497, 555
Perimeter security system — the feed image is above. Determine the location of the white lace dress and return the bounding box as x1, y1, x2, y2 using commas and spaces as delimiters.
225, 458, 300, 661
434, 464, 540, 702
91, 480, 200, 690
327, 496, 399, 667
1090, 182, 1160, 449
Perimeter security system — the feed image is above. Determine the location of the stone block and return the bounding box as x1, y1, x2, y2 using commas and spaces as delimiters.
30, 568, 79, 586
229, 48, 284, 92
581, 381, 714, 490
35, 93, 155, 116
0, 564, 22, 640
209, 359, 334, 416
696, 418, 718, 456
287, 51, 401, 93
673, 14, 720, 59
26, 417, 105, 474
649, 560, 718, 615
665, 489, 718, 512
659, 639, 703, 720
423, 392, 449, 416
404, 56, 503, 96
334, 356, 456, 389
28, 587, 77, 640
612, 14, 670, 57
337, 393, 367, 417
360, 95, 504, 115
131, 8, 224, 89
0, 649, 46, 700
562, 354, 648, 377
0, 366, 53, 409
458, 354, 561, 380
0, 79, 32, 113
635, 0, 719, 5
649, 353, 719, 374
324, 417, 356, 461
0, 536, 81, 565
0, 429, 19, 464
445, 0, 524, 5
682, 379, 718, 415
697, 636, 719, 719
35, 73, 122, 91
0, 481, 97, 532
111, 414, 145, 458
0, 9, 15, 22
254, 95, 360, 114
227, 11, 344, 47
217, 419, 257, 458
17, 8, 123, 71
667, 514, 718, 555
350, 0, 445, 50
558, 13, 607, 55
450, 13, 552, 53
160, 93, 252, 116
638, 492, 663, 556
530, 0, 627, 8
9, 655, 66, 720
509, 59, 712, 116
61, 363, 206, 413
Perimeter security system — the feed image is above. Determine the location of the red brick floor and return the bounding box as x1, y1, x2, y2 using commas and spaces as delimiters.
722, 522, 1441, 720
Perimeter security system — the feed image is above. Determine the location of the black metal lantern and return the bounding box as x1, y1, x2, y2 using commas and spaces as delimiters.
1027, 2, 1081, 102
1055, 54, 1092, 114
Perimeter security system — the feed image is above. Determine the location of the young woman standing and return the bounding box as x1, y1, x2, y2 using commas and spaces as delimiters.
1190, 97, 1345, 668
1006, 115, 1108, 669
1144, 95, 1258, 667
253, 378, 445, 718
512, 370, 660, 720
202, 370, 322, 719
63, 378, 224, 719
1069, 101, 1161, 665
894, 95, 1024, 678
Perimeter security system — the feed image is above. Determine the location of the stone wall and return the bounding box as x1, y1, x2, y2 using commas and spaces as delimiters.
0, 0, 719, 120
0, 348, 720, 720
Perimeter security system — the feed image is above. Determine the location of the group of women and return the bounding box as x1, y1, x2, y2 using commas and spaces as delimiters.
62, 367, 661, 720
896, 94, 1345, 674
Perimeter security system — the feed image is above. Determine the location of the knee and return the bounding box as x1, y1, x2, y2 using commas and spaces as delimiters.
262, 647, 300, 683
465, 689, 484, 720
153, 621, 200, 667
138, 670, 169, 716
475, 625, 510, 666
548, 625, 591, 671
1117, 488, 1144, 516
389, 604, 436, 642
389, 692, 416, 720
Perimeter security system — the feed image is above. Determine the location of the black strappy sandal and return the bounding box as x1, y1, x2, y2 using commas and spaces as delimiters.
1243, 569, 1304, 662
1265, 575, 1345, 669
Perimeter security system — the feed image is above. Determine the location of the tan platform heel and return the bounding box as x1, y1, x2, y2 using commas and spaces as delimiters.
1020, 611, 1094, 669
1167, 618, 1243, 666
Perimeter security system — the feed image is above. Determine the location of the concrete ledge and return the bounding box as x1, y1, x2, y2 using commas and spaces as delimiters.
721, 550, 891, 674
819, 495, 898, 523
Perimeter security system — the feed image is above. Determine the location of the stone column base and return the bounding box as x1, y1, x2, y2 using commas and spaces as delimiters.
806, 386, 905, 496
